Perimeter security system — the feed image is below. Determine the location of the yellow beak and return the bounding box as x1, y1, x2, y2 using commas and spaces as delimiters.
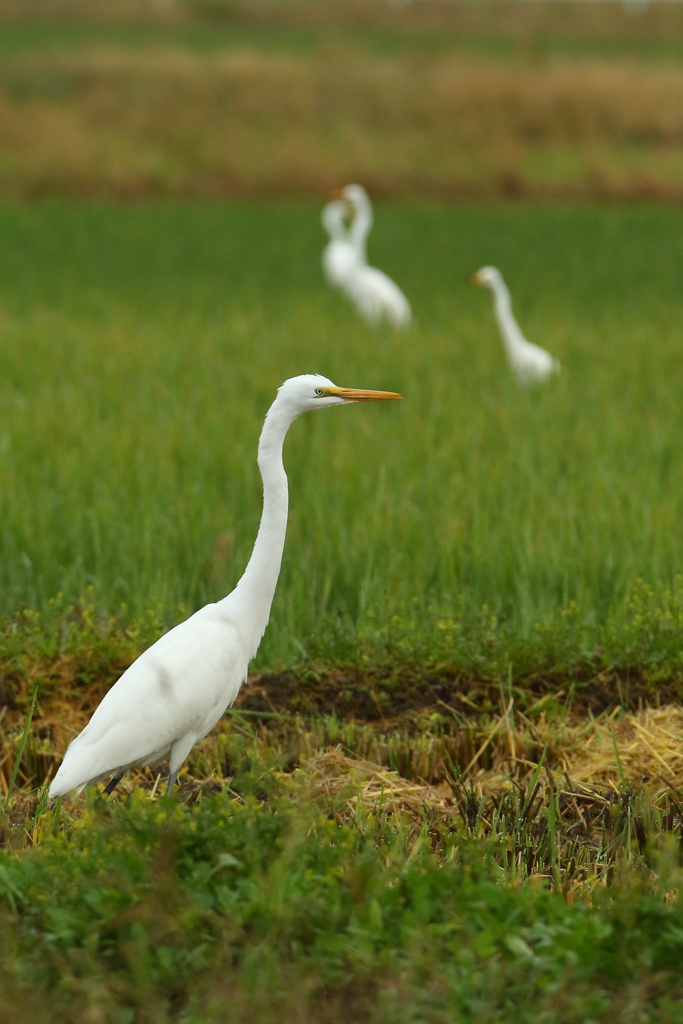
330, 387, 404, 402
329, 188, 346, 201
471, 271, 485, 286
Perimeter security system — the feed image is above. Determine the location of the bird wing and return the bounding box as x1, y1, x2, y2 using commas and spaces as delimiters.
513, 341, 560, 384
50, 605, 246, 793
346, 266, 411, 325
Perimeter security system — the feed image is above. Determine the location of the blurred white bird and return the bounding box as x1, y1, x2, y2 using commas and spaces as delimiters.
49, 375, 403, 798
321, 184, 412, 328
472, 266, 560, 385
342, 183, 372, 264
321, 200, 361, 289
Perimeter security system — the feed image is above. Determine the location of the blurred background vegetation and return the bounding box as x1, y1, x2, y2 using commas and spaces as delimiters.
4, 0, 683, 200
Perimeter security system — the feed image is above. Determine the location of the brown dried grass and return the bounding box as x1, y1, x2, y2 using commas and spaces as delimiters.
300, 747, 456, 822
5, 671, 683, 801
2, 665, 683, 886
297, 704, 683, 812
288, 708, 683, 881
3, 44, 683, 199
559, 704, 683, 790
1, 632, 683, 840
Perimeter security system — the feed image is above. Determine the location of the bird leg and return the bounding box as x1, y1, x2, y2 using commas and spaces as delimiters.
166, 770, 178, 796
103, 770, 126, 796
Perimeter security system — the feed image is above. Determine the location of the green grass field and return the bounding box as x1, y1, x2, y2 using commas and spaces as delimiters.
6, 0, 683, 60
2, 200, 683, 678
4, 16, 683, 59
4, 200, 683, 1021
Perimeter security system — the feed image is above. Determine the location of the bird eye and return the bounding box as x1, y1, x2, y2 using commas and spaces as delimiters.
315, 387, 325, 396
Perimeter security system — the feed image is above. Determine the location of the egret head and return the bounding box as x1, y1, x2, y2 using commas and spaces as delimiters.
329, 183, 369, 203
471, 266, 502, 289
329, 184, 372, 223
340, 183, 370, 206
277, 374, 403, 415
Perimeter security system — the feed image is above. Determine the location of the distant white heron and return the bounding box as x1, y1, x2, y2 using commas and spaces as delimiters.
49, 375, 403, 798
341, 183, 372, 264
472, 266, 560, 385
322, 184, 412, 328
321, 200, 361, 289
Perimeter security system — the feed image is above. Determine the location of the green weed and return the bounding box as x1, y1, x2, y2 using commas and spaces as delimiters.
1, 777, 683, 1023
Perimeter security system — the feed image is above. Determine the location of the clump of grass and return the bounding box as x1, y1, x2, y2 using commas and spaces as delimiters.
1, 769, 683, 1023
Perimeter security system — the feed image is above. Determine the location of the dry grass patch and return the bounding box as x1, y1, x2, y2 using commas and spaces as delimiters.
291, 711, 683, 888
296, 705, 683, 809
4, 45, 683, 198
562, 705, 683, 790
1, 683, 683, 887
299, 746, 456, 822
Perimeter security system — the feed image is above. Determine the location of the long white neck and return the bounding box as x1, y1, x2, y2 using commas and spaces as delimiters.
218, 398, 293, 659
322, 202, 346, 242
349, 193, 372, 262
489, 277, 525, 356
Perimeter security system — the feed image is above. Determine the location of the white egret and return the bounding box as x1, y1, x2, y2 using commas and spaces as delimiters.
321, 200, 361, 289
321, 184, 412, 328
472, 266, 560, 385
342, 183, 372, 264
49, 375, 403, 798
342, 184, 412, 328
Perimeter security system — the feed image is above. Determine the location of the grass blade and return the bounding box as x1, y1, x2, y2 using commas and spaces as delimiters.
6, 686, 39, 807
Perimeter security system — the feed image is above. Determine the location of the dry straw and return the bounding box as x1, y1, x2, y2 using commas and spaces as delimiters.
296, 703, 683, 824
301, 747, 456, 824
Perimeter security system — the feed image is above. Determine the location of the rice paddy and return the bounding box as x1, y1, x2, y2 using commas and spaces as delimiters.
0, 198, 681, 1018
2, 200, 683, 674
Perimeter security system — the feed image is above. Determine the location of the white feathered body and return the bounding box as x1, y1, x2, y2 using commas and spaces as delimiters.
498, 313, 560, 386
510, 341, 560, 385
323, 238, 360, 289
50, 602, 247, 795
346, 265, 412, 327
322, 201, 360, 289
